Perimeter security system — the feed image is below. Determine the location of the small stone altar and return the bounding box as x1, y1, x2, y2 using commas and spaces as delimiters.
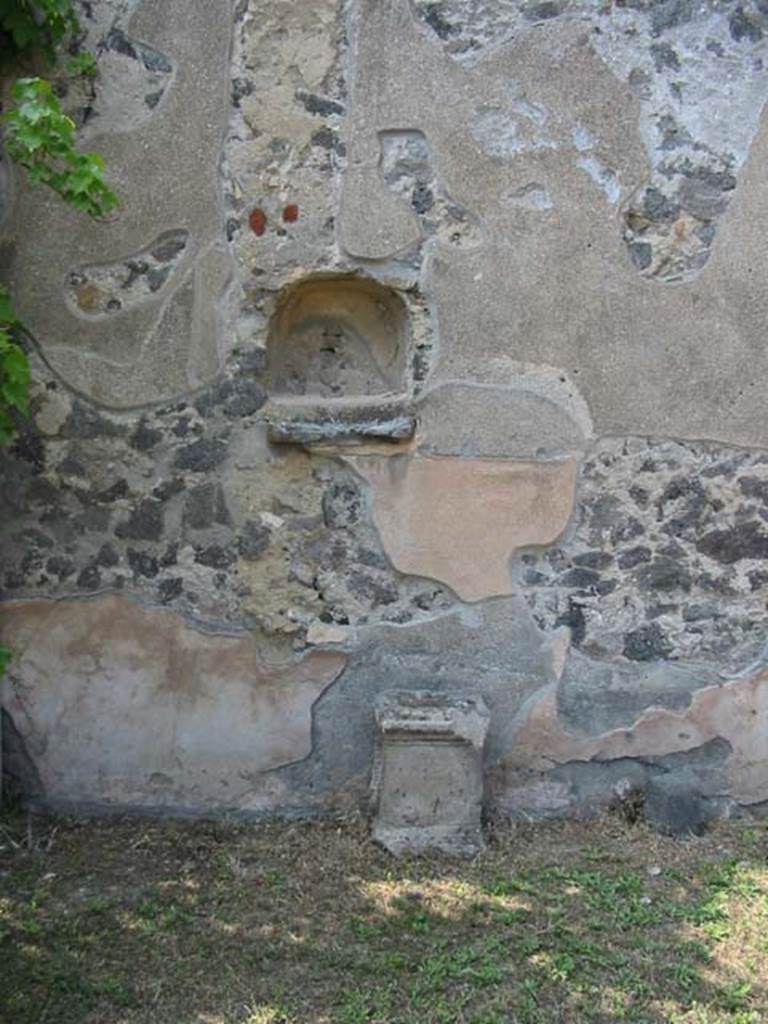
371, 691, 490, 857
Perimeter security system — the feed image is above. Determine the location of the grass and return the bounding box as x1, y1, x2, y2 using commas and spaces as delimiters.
0, 807, 767, 1023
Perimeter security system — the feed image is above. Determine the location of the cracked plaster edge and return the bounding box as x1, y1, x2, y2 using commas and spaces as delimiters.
0, 590, 258, 642
498, 670, 768, 795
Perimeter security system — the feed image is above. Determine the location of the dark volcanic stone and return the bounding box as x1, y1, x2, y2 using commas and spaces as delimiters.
130, 417, 163, 452
636, 556, 692, 592
525, 0, 561, 19
629, 242, 653, 270
147, 266, 171, 292
194, 379, 234, 417
25, 478, 60, 507
628, 486, 649, 508
298, 92, 344, 116
573, 551, 614, 570
184, 483, 231, 531
94, 479, 130, 504
160, 543, 179, 568
422, 3, 456, 38
158, 577, 184, 603
73, 507, 111, 534
697, 521, 768, 564
623, 622, 673, 662
127, 549, 159, 578
195, 377, 267, 419
225, 380, 267, 417
322, 483, 362, 529
63, 401, 123, 439
115, 499, 164, 542
643, 187, 679, 222
153, 477, 186, 502
235, 348, 267, 372
649, 0, 698, 37
412, 183, 434, 214
611, 516, 644, 544
348, 572, 398, 606
151, 230, 187, 263
237, 521, 271, 560
140, 45, 172, 73
96, 542, 120, 567
560, 567, 601, 589
45, 556, 75, 580
556, 599, 586, 646
59, 455, 85, 477
18, 528, 54, 550
650, 41, 680, 71
194, 544, 235, 569
311, 127, 335, 150
595, 578, 618, 596
77, 565, 102, 590
644, 779, 711, 837
739, 476, 768, 503
13, 430, 46, 473
618, 546, 652, 570
730, 6, 763, 42
106, 27, 138, 59
173, 438, 228, 472
231, 77, 254, 106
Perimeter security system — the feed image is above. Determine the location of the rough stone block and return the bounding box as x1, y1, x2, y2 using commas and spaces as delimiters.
644, 779, 712, 838
372, 690, 489, 857
264, 397, 415, 447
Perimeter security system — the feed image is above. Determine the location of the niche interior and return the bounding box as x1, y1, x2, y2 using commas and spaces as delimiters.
264, 274, 414, 446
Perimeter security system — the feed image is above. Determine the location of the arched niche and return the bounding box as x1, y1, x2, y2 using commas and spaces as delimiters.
266, 274, 408, 399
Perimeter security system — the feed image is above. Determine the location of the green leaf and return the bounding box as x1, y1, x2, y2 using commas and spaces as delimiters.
3, 76, 118, 218
66, 52, 97, 78
0, 406, 17, 446
1, 344, 31, 412
0, 293, 30, 443
0, 645, 12, 677
0, 285, 18, 327
0, 0, 78, 64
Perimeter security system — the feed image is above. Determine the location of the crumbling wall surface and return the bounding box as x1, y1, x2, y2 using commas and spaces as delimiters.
2, 0, 768, 825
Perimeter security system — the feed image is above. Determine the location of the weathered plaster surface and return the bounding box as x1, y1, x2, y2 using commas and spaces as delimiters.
0, 595, 345, 810
1, 0, 768, 824
342, 0, 768, 447
4, 0, 235, 407
349, 454, 578, 601
493, 667, 768, 816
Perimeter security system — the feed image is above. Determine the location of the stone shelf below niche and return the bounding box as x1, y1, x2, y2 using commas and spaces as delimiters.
263, 396, 415, 448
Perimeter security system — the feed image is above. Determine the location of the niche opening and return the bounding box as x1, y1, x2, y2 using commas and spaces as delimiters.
267, 274, 408, 399
264, 274, 414, 447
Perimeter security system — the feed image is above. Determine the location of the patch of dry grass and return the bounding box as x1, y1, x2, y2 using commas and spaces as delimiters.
1, 808, 766, 1023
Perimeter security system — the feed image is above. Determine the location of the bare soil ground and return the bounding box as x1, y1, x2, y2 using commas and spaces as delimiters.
1, 807, 767, 1024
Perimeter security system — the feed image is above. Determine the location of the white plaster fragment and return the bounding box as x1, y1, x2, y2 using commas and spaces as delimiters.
571, 124, 595, 152
34, 388, 72, 436
472, 109, 557, 158
504, 182, 554, 211
260, 512, 285, 529
577, 155, 621, 205
306, 622, 352, 646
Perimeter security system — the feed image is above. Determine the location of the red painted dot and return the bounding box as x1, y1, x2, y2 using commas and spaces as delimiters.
249, 208, 267, 236
282, 203, 299, 223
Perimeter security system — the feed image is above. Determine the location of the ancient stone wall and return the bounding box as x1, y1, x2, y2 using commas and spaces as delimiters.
2, 0, 768, 827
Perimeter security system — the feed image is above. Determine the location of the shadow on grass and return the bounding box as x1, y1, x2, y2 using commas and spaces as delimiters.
0, 808, 766, 1024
